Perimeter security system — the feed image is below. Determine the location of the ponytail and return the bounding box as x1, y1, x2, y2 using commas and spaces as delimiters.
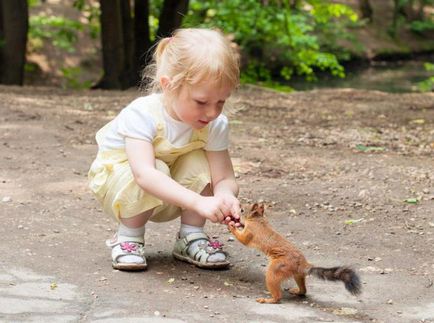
154, 37, 171, 64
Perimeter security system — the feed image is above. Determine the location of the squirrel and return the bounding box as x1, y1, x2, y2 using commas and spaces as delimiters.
228, 203, 361, 304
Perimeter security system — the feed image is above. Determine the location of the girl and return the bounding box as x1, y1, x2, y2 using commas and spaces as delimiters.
88, 28, 241, 271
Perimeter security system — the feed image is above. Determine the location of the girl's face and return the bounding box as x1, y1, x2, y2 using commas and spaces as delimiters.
164, 80, 232, 129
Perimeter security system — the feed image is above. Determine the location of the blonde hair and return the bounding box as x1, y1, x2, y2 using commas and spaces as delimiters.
142, 28, 240, 96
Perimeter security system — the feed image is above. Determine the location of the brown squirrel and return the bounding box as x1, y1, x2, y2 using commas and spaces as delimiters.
228, 203, 361, 304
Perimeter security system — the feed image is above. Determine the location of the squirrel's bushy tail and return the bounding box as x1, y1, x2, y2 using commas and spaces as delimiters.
308, 266, 361, 295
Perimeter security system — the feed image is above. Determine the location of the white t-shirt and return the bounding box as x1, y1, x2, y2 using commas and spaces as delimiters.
99, 93, 230, 151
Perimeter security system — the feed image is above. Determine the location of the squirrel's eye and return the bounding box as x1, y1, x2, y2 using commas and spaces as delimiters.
241, 208, 245, 214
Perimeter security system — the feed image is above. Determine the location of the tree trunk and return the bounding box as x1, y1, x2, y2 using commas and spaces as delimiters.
95, 0, 189, 90
156, 0, 189, 38
94, 0, 125, 89
120, 0, 138, 87
359, 0, 373, 22
134, 0, 151, 69
0, 0, 28, 85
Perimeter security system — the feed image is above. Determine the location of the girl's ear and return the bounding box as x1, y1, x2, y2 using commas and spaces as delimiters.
160, 76, 171, 90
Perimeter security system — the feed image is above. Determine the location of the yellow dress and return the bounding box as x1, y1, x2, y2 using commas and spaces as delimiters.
88, 102, 211, 222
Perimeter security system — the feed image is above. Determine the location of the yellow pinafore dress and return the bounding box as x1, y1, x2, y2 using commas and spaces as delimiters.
88, 102, 211, 223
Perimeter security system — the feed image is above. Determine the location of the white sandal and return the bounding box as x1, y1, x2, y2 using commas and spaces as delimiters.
106, 234, 147, 271
172, 232, 230, 269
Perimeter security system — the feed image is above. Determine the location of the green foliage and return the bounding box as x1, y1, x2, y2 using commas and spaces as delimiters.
148, 0, 164, 41
417, 63, 434, 92
411, 19, 434, 32
28, 0, 41, 8
73, 0, 100, 39
29, 15, 83, 52
390, 0, 434, 36
27, 1, 100, 89
60, 66, 93, 90
183, 0, 358, 84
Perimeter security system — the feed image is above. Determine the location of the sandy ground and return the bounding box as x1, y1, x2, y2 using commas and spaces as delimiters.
0, 85, 433, 322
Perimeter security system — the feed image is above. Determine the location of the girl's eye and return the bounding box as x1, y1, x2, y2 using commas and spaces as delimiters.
195, 100, 207, 105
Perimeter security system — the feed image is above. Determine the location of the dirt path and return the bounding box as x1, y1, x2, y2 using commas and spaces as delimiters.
0, 85, 433, 322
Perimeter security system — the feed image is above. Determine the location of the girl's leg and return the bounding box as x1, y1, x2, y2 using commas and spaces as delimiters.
105, 159, 171, 270
179, 184, 226, 263
113, 209, 154, 266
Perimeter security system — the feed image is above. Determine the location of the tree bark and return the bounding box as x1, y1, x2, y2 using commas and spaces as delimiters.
0, 0, 28, 85
359, 0, 373, 22
156, 0, 189, 38
120, 0, 138, 87
94, 0, 125, 89
134, 0, 151, 69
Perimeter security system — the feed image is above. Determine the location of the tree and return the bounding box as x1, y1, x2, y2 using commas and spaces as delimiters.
156, 0, 189, 38
0, 0, 29, 85
95, 0, 189, 90
359, 0, 373, 22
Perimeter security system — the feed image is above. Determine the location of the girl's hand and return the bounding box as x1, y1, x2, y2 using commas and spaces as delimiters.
216, 193, 242, 227
192, 196, 231, 223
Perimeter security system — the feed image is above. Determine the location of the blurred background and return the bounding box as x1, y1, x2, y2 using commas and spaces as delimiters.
1, 0, 433, 93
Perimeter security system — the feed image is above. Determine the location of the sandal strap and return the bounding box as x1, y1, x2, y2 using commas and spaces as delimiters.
111, 241, 146, 263
106, 234, 144, 248
175, 232, 225, 264
181, 232, 209, 246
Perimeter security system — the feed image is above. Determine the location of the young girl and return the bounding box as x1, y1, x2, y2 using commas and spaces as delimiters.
88, 28, 241, 271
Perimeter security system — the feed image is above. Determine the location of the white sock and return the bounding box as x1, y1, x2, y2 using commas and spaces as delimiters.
115, 223, 146, 264
118, 223, 146, 237
179, 224, 226, 263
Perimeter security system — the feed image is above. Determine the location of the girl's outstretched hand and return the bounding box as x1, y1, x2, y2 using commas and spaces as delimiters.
217, 193, 242, 227
191, 195, 230, 223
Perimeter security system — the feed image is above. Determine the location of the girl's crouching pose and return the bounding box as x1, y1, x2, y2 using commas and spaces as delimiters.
88, 28, 241, 271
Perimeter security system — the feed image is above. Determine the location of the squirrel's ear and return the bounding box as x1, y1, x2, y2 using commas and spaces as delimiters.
250, 203, 265, 217
250, 203, 258, 212
257, 203, 265, 216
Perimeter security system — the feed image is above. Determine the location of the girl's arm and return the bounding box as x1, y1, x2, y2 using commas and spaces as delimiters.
125, 137, 226, 222
206, 150, 241, 217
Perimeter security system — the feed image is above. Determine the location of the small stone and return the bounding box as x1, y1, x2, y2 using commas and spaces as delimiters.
387, 299, 393, 304
228, 237, 235, 242
2, 196, 12, 203
18, 225, 24, 229
154, 311, 160, 316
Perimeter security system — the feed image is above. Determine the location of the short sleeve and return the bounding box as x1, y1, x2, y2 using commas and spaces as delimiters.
116, 97, 157, 142
205, 114, 229, 151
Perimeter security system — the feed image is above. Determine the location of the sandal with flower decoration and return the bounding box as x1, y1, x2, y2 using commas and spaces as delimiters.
106, 234, 147, 271
172, 232, 230, 269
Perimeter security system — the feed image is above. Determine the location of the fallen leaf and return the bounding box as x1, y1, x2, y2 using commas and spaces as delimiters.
404, 198, 419, 204
50, 282, 57, 290
410, 119, 425, 124
355, 144, 385, 152
167, 278, 175, 284
333, 307, 358, 315
345, 218, 364, 225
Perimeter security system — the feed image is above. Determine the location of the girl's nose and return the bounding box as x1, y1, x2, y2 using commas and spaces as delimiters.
206, 105, 221, 120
